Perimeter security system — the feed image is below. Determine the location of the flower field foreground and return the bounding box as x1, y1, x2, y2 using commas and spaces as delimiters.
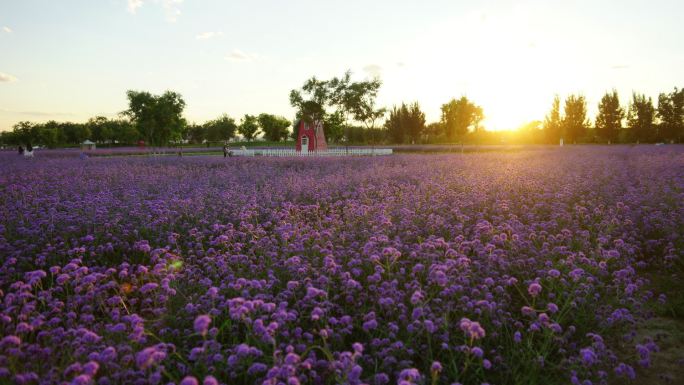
1, 147, 683, 385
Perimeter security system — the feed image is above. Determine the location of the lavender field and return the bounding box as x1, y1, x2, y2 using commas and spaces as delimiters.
1, 147, 683, 385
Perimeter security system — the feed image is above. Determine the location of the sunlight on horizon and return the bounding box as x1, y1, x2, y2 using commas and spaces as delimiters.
1, 0, 682, 132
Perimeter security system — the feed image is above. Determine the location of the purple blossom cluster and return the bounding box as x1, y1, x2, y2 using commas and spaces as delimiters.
1, 147, 683, 384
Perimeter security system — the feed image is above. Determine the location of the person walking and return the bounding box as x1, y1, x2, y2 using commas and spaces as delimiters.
223, 145, 228, 158
18, 145, 24, 155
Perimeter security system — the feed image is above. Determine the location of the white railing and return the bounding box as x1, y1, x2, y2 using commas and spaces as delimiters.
231, 148, 392, 157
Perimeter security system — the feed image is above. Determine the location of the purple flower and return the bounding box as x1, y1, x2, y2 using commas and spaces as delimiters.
528, 282, 542, 297
362, 319, 378, 331
521, 306, 536, 317
194, 315, 212, 336
136, 346, 167, 370
471, 347, 484, 358
0, 335, 21, 346
352, 342, 364, 354
180, 376, 199, 385
70, 374, 92, 385
580, 348, 597, 366
459, 318, 486, 340
247, 362, 267, 375
139, 282, 159, 294
614, 363, 636, 379
82, 361, 99, 376
514, 331, 522, 343
431, 361, 443, 375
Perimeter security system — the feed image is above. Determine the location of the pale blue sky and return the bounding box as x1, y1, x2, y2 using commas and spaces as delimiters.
1, 0, 682, 132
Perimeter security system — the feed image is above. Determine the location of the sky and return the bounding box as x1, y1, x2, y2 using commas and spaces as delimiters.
1, 0, 683, 132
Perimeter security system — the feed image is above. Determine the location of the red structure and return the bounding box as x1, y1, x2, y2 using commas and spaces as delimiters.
295, 120, 327, 152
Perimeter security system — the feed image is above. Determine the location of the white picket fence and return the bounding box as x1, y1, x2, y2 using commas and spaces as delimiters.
231, 148, 392, 157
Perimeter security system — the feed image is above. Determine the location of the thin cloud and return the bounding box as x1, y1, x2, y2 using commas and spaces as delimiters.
127, 0, 143, 14
363, 64, 382, 77
0, 72, 18, 82
196, 31, 222, 40
126, 0, 183, 22
611, 64, 630, 70
161, 0, 183, 23
0, 109, 74, 117
225, 49, 259, 62
2, 26, 12, 33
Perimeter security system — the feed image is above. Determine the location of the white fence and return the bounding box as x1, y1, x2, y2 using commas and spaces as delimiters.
231, 148, 392, 157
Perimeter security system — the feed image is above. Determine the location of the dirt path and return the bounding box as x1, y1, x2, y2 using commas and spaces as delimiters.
631, 317, 684, 384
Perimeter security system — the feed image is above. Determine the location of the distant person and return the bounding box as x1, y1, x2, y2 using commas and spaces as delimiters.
223, 145, 228, 158
24, 144, 34, 159
18, 145, 24, 155
79, 152, 88, 160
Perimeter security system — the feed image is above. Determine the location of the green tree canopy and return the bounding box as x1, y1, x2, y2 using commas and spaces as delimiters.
561, 94, 590, 143
60, 122, 91, 145
87, 116, 115, 145
440, 96, 483, 141
289, 70, 385, 142
384, 102, 426, 144
627, 93, 656, 143
124, 90, 186, 147
543, 95, 562, 144
205, 114, 237, 143
657, 87, 684, 142
595, 90, 624, 143
258, 114, 291, 142
186, 123, 206, 144
238, 114, 260, 141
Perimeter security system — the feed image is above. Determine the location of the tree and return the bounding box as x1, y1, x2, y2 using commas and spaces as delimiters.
627, 93, 656, 143
32, 122, 59, 148
205, 114, 237, 143
289, 77, 329, 124
324, 111, 345, 143
186, 123, 206, 144
289, 70, 386, 143
517, 120, 544, 144
543, 95, 562, 144
341, 75, 386, 130
425, 122, 445, 143
110, 120, 139, 145
327, 70, 385, 130
238, 114, 260, 141
12, 121, 34, 145
87, 116, 114, 145
384, 102, 426, 144
657, 87, 684, 142
440, 96, 483, 141
59, 122, 91, 144
561, 94, 590, 143
258, 114, 291, 142
124, 90, 186, 147
0, 130, 19, 146
385, 105, 406, 144
405, 102, 426, 143
595, 90, 624, 143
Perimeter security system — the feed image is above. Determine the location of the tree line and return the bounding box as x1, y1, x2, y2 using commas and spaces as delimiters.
288, 72, 682, 145
541, 88, 684, 144
0, 90, 292, 148
2, 74, 682, 147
